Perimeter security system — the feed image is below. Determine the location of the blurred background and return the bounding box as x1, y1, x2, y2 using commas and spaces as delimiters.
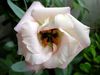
0, 0, 100, 75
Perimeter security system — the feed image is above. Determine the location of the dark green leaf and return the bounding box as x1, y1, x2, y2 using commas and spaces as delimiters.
55, 68, 64, 75
65, 64, 73, 75
74, 72, 84, 75
96, 41, 100, 50
72, 55, 83, 64
83, 53, 91, 62
95, 33, 100, 43
90, 45, 96, 58
94, 56, 100, 64
80, 62, 91, 73
77, 0, 85, 8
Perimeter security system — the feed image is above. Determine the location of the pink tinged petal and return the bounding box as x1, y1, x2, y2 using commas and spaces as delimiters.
31, 7, 70, 23
20, 20, 42, 53
54, 14, 90, 48
54, 14, 90, 68
54, 14, 77, 38
25, 46, 52, 65
54, 14, 74, 32
14, 1, 44, 32
26, 62, 43, 72
58, 29, 79, 68
66, 14, 90, 48
20, 20, 52, 65
16, 33, 28, 56
43, 29, 78, 69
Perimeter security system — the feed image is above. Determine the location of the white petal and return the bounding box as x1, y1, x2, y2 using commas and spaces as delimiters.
25, 46, 52, 65
66, 14, 90, 48
37, 18, 57, 32
54, 14, 76, 38
26, 62, 43, 72
16, 33, 28, 56
32, 7, 70, 23
20, 20, 42, 53
20, 20, 52, 65
54, 14, 90, 48
14, 1, 44, 32
43, 29, 78, 69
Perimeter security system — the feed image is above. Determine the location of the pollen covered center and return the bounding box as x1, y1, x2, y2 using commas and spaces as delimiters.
38, 29, 61, 52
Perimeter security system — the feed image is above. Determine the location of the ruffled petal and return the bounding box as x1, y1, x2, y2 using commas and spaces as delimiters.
43, 29, 78, 69
66, 14, 90, 48
14, 1, 44, 32
25, 62, 43, 72
20, 20, 42, 53
32, 7, 70, 23
25, 46, 52, 65
16, 33, 28, 56
54, 13, 90, 48
19, 20, 52, 65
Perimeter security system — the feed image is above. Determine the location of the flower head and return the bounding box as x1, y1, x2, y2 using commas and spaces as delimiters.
14, 1, 90, 71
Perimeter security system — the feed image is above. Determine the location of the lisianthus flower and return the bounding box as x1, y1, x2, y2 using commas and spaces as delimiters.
14, 1, 90, 71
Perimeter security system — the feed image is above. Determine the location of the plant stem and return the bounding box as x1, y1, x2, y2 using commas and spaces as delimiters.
23, 0, 27, 10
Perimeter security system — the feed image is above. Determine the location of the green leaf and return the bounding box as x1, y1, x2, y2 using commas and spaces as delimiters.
46, 0, 51, 7
90, 45, 96, 58
42, 70, 49, 75
72, 55, 83, 64
95, 33, 100, 43
54, 0, 64, 7
55, 68, 64, 75
77, 0, 85, 8
7, 0, 25, 19
74, 72, 84, 75
96, 41, 100, 50
11, 61, 31, 72
80, 62, 91, 73
4, 41, 15, 51
65, 64, 73, 75
83, 53, 91, 62
94, 56, 100, 64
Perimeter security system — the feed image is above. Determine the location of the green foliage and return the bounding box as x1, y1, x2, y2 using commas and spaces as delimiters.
11, 61, 31, 72
80, 62, 91, 73
7, 0, 25, 19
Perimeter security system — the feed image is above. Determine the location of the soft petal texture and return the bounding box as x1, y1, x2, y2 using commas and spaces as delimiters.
19, 20, 52, 65
54, 14, 90, 56
17, 33, 28, 56
43, 28, 79, 69
66, 14, 90, 48
31, 7, 70, 23
54, 14, 90, 47
14, 1, 44, 32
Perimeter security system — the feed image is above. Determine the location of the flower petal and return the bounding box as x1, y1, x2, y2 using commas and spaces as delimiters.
19, 20, 52, 65
32, 7, 70, 23
14, 1, 44, 32
16, 33, 28, 56
66, 14, 90, 48
43, 29, 78, 69
27, 63, 43, 72
25, 46, 52, 65
20, 20, 42, 53
54, 14, 90, 48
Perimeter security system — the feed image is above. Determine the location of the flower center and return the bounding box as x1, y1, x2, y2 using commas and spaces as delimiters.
38, 29, 61, 52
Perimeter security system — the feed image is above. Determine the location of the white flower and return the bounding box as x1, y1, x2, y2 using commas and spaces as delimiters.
14, 1, 90, 71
